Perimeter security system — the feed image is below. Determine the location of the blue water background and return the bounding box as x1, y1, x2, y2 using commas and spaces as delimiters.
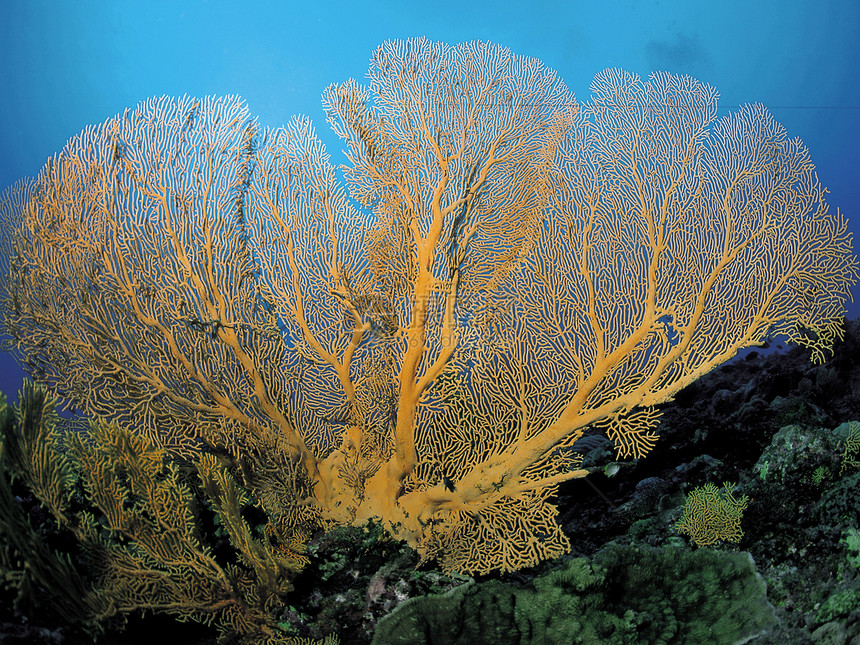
0, 0, 858, 404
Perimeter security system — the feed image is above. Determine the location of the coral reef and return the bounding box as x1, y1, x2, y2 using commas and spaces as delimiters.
371, 545, 776, 645
0, 381, 331, 644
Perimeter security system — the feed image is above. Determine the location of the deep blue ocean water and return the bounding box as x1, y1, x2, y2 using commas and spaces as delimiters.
0, 0, 858, 404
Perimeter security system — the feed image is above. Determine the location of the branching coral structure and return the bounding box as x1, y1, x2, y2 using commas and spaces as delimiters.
0, 38, 856, 575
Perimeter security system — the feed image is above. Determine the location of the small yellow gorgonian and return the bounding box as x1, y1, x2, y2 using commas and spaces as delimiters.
840, 421, 860, 475
675, 482, 749, 547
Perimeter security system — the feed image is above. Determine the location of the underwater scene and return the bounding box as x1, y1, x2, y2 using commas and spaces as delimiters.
0, 1, 859, 643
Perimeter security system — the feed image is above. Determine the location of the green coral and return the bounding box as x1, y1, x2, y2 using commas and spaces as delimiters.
675, 482, 749, 547
0, 381, 328, 644
811, 466, 829, 486
843, 527, 860, 569
371, 544, 777, 645
816, 587, 860, 622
